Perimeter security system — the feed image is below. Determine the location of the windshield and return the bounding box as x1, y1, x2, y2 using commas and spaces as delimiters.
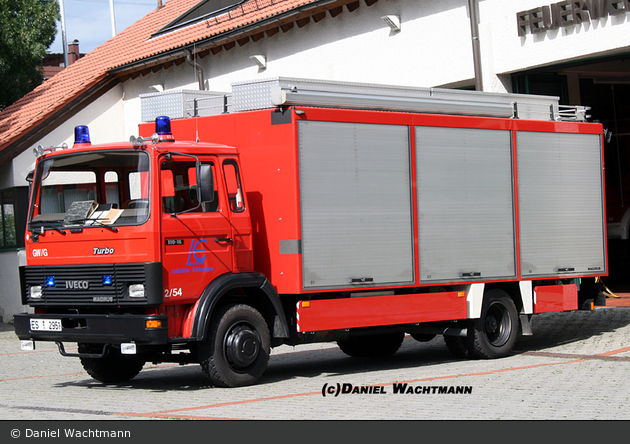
29, 150, 150, 230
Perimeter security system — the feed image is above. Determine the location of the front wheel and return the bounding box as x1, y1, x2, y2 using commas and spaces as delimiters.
198, 304, 271, 387
466, 289, 519, 359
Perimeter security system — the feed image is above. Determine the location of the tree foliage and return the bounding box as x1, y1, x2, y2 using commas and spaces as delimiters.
0, 0, 60, 111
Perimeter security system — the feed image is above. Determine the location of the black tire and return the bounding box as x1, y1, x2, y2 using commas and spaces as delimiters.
410, 333, 436, 342
198, 304, 270, 387
466, 289, 519, 359
337, 332, 404, 358
79, 345, 145, 383
444, 335, 470, 359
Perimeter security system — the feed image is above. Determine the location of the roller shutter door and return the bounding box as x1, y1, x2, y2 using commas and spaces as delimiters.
516, 131, 605, 277
299, 121, 414, 289
416, 126, 516, 282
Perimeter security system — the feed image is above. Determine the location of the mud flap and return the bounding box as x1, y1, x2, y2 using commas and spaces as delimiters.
519, 314, 533, 336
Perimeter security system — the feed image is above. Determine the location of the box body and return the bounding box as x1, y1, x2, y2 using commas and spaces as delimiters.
160, 106, 606, 296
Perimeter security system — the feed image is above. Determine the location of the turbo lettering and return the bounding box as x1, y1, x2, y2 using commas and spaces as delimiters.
93, 247, 114, 255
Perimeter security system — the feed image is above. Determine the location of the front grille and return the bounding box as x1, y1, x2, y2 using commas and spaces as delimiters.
22, 263, 161, 306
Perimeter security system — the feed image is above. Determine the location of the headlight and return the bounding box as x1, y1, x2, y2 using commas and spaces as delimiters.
128, 284, 145, 298
30, 286, 43, 299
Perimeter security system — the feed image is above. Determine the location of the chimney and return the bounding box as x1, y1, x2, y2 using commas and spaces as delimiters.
68, 39, 80, 65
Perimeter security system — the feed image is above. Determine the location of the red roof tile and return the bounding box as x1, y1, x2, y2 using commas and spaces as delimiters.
0, 0, 327, 159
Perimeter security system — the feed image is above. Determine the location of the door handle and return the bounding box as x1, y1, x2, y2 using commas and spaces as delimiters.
349, 277, 374, 284
214, 238, 233, 243
460, 272, 481, 278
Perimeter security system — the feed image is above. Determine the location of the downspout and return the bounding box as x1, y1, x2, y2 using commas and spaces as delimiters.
468, 0, 483, 91
185, 50, 205, 91
59, 0, 69, 68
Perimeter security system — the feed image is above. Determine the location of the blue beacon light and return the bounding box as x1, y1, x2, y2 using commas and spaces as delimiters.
155, 116, 174, 141
102, 275, 113, 286
46, 276, 56, 287
74, 125, 91, 144
155, 116, 171, 135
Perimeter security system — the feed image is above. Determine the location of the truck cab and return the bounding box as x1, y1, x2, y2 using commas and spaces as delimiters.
15, 117, 285, 387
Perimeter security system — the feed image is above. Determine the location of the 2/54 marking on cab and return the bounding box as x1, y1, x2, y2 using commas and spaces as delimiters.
164, 288, 182, 298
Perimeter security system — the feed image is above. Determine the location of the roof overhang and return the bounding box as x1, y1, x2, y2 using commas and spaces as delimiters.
0, 75, 120, 167
109, 0, 378, 80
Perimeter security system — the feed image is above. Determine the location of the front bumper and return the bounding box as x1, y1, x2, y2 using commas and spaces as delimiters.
14, 313, 169, 345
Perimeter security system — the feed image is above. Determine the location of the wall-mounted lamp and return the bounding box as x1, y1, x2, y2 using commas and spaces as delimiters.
149, 84, 164, 92
382, 15, 401, 32
250, 55, 267, 69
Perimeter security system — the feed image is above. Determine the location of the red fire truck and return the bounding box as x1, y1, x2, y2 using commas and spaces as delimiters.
14, 78, 607, 387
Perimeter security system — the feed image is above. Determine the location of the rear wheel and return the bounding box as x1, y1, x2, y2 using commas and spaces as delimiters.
337, 332, 404, 358
79, 344, 145, 383
198, 304, 270, 387
467, 289, 519, 359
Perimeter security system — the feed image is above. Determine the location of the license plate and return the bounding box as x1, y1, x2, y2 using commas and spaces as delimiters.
30, 319, 62, 332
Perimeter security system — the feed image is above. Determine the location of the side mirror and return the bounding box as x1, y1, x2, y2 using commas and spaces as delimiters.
604, 128, 613, 144
197, 163, 214, 203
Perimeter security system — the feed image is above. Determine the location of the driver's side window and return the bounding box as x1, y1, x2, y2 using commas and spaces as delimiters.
160, 160, 218, 213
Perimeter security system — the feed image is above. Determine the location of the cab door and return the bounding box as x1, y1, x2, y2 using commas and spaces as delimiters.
160, 155, 233, 303
222, 159, 253, 272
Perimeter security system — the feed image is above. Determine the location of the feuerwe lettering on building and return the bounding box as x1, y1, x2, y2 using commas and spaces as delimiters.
517, 0, 630, 36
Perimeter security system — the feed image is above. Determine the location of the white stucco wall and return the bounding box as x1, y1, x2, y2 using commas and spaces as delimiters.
2, 84, 126, 186
28, 85, 126, 152
199, 0, 475, 90
120, 0, 478, 128
118, 0, 630, 128
480, 0, 630, 92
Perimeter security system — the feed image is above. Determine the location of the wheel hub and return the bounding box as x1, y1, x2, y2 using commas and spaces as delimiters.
485, 316, 499, 335
485, 302, 510, 347
224, 324, 260, 370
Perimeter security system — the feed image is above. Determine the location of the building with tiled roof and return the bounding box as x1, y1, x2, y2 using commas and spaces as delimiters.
1, 0, 630, 321
0, 0, 330, 165
39, 40, 84, 81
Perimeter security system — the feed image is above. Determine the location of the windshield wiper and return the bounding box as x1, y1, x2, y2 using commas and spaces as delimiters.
30, 221, 66, 235
66, 218, 119, 232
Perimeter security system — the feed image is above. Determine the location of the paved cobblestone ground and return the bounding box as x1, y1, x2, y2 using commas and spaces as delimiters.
1, 306, 630, 421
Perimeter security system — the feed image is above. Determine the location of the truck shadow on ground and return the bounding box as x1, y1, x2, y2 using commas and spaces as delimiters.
263, 307, 630, 385
260, 340, 457, 385
512, 307, 630, 354
54, 339, 461, 392
53, 307, 630, 391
